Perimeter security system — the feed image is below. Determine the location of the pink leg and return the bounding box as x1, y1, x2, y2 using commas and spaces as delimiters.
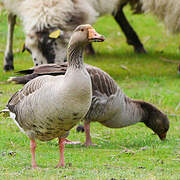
84, 122, 95, 147
63, 138, 81, 145
56, 138, 65, 168
30, 139, 37, 169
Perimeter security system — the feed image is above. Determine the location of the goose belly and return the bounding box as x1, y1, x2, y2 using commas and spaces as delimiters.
16, 100, 90, 141
100, 118, 135, 128
16, 99, 91, 141
99, 111, 140, 129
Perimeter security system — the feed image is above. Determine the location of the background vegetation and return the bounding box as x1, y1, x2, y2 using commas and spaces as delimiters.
0, 6, 179, 180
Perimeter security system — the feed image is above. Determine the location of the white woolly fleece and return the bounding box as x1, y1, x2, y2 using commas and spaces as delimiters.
0, 0, 24, 15
2, 0, 122, 33
141, 0, 180, 34
19, 0, 75, 33
2, 0, 138, 65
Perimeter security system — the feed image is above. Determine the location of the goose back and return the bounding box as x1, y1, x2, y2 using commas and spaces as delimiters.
14, 63, 118, 97
86, 64, 118, 97
10, 63, 120, 124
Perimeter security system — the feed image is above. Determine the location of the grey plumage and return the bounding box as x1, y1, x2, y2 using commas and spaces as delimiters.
9, 62, 170, 145
4, 24, 107, 167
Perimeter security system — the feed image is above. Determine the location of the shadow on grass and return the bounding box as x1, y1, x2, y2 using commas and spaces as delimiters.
90, 50, 180, 61
49, 135, 170, 151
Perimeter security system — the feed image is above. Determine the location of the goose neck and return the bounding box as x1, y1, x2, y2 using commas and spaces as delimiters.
67, 44, 84, 69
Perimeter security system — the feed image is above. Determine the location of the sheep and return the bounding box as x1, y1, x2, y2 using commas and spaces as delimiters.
141, 0, 180, 34
2, 0, 146, 71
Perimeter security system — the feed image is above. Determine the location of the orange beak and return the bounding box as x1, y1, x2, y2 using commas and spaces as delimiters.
88, 28, 105, 42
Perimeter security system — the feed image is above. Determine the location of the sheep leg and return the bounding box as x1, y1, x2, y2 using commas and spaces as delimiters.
85, 43, 95, 56
4, 13, 16, 71
30, 139, 38, 169
113, 4, 146, 53
56, 137, 65, 168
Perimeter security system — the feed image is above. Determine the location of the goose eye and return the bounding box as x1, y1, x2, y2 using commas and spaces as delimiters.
80, 29, 84, 32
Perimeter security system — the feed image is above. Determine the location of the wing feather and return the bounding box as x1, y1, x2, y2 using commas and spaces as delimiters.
8, 75, 54, 113
10, 63, 118, 98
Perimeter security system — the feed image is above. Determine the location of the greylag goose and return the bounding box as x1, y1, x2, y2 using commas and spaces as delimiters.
9, 63, 170, 146
2, 24, 105, 168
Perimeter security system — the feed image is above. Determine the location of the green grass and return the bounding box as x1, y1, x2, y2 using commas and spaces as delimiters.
0, 7, 180, 180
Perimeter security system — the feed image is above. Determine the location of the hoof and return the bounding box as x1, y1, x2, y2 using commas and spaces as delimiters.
134, 47, 147, 54
3, 64, 14, 71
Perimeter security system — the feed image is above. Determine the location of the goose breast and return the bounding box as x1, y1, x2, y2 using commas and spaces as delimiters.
8, 74, 91, 141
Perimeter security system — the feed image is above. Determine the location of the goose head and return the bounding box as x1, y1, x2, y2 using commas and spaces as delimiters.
147, 111, 169, 140
140, 101, 169, 140
68, 24, 105, 47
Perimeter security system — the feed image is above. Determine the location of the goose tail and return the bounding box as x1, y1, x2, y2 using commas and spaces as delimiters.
8, 64, 68, 84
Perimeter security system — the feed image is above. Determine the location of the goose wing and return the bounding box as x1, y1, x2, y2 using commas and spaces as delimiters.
8, 75, 54, 113
9, 63, 67, 84
18, 63, 67, 75
9, 63, 118, 97
86, 65, 118, 97
85, 65, 118, 121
